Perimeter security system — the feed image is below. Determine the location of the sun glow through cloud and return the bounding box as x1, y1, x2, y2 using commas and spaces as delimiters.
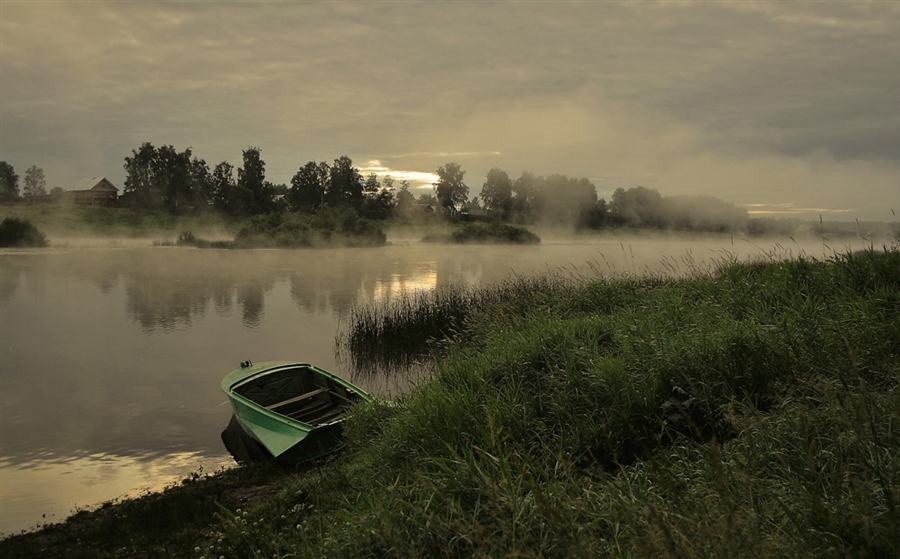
360, 160, 440, 192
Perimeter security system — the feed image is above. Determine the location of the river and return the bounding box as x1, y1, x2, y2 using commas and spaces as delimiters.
0, 232, 878, 536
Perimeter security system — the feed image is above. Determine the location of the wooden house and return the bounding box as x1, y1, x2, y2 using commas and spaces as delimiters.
66, 177, 119, 207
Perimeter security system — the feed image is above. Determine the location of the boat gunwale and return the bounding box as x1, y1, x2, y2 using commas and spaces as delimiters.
221, 361, 372, 431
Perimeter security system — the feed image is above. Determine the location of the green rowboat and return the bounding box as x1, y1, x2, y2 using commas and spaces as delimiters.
221, 361, 372, 463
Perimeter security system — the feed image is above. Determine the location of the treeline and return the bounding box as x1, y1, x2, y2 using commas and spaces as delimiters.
3, 145, 751, 234
118, 143, 754, 233
0, 161, 62, 203
440, 165, 749, 233
121, 144, 398, 219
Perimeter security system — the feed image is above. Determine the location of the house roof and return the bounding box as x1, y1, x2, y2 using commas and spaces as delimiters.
71, 177, 119, 192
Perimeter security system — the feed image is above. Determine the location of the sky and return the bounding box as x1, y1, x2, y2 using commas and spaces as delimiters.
1, 1, 898, 221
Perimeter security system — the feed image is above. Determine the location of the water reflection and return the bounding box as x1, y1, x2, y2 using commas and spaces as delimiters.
0, 451, 234, 535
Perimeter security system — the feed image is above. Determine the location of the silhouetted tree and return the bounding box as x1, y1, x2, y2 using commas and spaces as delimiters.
433, 162, 468, 212
211, 161, 253, 216
289, 161, 329, 213
609, 186, 747, 232
326, 156, 363, 209
481, 167, 513, 217
532, 174, 597, 224
511, 171, 537, 221
123, 143, 211, 211
123, 143, 158, 207
394, 180, 417, 218
1, 161, 21, 202
609, 186, 666, 228
360, 175, 395, 219
238, 147, 272, 214
579, 198, 609, 229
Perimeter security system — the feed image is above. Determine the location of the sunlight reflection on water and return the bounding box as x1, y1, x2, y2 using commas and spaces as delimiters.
0, 452, 234, 537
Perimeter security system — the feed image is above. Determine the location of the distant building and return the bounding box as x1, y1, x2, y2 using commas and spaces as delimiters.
66, 177, 119, 207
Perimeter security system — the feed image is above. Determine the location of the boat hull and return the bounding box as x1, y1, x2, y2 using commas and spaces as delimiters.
220, 361, 371, 463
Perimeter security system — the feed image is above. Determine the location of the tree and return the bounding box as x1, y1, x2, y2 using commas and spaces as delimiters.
480, 167, 513, 216
212, 161, 249, 216
394, 180, 417, 218
360, 175, 395, 219
238, 147, 272, 214
123, 142, 211, 211
433, 162, 468, 212
0, 161, 20, 202
512, 171, 537, 218
123, 142, 160, 207
579, 198, 609, 230
609, 186, 665, 228
326, 156, 363, 209
363, 173, 380, 200
289, 161, 328, 213
532, 174, 598, 224
23, 166, 47, 199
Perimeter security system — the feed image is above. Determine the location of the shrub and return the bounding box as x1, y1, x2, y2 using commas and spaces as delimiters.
423, 222, 541, 244
0, 217, 49, 247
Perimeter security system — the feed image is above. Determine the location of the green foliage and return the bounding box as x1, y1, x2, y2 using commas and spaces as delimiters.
421, 222, 541, 244
0, 161, 19, 202
610, 185, 749, 232
123, 143, 212, 211
450, 222, 541, 244
481, 167, 513, 216
237, 147, 275, 215
233, 207, 386, 248
433, 162, 469, 211
22, 166, 47, 199
0, 217, 48, 247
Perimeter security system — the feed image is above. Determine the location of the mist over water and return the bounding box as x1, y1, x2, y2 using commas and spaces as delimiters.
0, 233, 886, 536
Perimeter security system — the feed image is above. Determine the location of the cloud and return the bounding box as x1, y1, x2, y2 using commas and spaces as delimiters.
1, 2, 897, 219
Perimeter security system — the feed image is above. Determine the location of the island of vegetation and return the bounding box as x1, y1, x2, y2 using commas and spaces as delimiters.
2, 242, 898, 558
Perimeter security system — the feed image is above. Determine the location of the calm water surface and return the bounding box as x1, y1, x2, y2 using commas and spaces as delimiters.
0, 235, 872, 535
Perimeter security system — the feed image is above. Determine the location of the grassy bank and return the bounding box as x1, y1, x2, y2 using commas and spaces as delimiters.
3, 246, 898, 558
0, 204, 237, 241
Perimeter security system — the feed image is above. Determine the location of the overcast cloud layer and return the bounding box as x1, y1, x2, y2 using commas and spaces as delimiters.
2, 1, 898, 220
